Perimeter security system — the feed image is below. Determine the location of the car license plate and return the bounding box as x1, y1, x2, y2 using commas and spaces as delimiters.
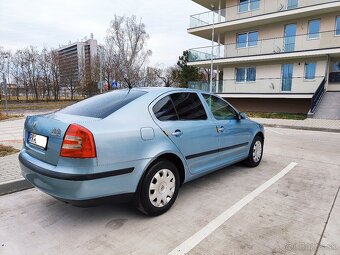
28, 132, 48, 149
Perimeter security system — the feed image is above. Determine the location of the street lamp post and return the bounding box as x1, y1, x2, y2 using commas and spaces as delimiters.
209, 5, 215, 93
3, 55, 9, 115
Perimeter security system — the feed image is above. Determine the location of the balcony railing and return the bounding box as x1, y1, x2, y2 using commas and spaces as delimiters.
188, 30, 340, 62
188, 80, 224, 93
190, 0, 338, 29
188, 77, 324, 94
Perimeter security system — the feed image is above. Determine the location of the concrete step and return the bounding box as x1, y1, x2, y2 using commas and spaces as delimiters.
314, 92, 340, 120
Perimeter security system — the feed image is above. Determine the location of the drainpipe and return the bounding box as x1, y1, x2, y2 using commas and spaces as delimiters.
218, 0, 221, 23
216, 33, 221, 93
210, 5, 215, 93
325, 54, 330, 91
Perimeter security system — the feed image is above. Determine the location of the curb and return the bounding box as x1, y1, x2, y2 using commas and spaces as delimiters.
262, 123, 340, 133
0, 116, 25, 122
0, 178, 33, 196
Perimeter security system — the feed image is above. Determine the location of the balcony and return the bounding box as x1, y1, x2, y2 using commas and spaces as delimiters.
190, 0, 339, 29
188, 30, 340, 63
188, 77, 324, 97
188, 80, 223, 93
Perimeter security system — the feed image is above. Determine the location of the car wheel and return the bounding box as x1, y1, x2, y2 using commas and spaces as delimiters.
243, 135, 263, 167
136, 159, 180, 216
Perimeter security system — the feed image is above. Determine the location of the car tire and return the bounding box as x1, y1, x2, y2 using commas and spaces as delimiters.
243, 135, 263, 167
136, 159, 180, 216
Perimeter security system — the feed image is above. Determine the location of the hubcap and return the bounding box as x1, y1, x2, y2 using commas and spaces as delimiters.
253, 140, 262, 163
149, 169, 176, 208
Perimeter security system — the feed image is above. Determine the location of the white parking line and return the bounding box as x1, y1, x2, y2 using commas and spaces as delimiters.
265, 128, 285, 135
168, 162, 298, 255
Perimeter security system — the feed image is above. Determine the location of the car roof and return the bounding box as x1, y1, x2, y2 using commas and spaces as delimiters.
133, 86, 205, 96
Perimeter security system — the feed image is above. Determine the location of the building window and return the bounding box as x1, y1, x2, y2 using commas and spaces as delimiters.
334, 62, 340, 72
308, 19, 320, 39
287, 0, 298, 9
237, 31, 258, 48
236, 67, 256, 82
336, 16, 340, 36
305, 62, 316, 80
239, 0, 260, 13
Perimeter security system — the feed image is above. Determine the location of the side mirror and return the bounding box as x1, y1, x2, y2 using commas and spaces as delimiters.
238, 112, 247, 120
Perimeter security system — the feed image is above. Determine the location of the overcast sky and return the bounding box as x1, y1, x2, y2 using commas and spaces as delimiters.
0, 0, 208, 67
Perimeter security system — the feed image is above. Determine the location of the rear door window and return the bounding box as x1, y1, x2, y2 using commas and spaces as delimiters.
170, 93, 207, 120
152, 92, 207, 121
59, 89, 147, 118
152, 96, 178, 121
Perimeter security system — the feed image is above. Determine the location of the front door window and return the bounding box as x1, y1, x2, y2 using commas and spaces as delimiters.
202, 93, 250, 165
202, 94, 238, 120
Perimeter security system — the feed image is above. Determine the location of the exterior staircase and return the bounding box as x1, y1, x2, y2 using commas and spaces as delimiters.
313, 92, 340, 120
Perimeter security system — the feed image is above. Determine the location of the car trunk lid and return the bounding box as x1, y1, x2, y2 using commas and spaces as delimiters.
24, 113, 100, 166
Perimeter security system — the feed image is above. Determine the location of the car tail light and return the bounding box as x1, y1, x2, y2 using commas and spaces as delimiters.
60, 124, 96, 158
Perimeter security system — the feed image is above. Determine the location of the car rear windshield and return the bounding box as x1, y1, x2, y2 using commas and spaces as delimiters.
58, 89, 147, 118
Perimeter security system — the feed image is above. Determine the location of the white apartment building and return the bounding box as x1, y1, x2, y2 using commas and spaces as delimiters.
188, 0, 340, 114
58, 36, 100, 96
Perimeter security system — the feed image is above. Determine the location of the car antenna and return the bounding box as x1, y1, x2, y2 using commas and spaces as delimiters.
124, 77, 132, 92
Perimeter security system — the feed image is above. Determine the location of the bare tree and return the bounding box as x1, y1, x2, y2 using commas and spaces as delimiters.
82, 54, 101, 96
0, 47, 11, 101
154, 66, 178, 87
141, 67, 162, 87
0, 47, 8, 76
105, 15, 152, 88
40, 48, 52, 101
50, 50, 61, 101
10, 50, 24, 101
102, 43, 116, 89
22, 46, 41, 101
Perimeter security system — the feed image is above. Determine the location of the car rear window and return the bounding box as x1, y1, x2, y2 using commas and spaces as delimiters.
59, 89, 147, 118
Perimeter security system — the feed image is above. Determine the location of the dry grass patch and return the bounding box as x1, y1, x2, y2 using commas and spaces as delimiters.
246, 112, 307, 120
6, 100, 78, 110
0, 144, 20, 157
0, 114, 24, 121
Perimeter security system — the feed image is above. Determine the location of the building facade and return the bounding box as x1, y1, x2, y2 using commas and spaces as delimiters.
58, 36, 100, 97
188, 0, 340, 113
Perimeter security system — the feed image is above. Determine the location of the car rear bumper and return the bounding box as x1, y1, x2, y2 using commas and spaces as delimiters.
19, 150, 147, 202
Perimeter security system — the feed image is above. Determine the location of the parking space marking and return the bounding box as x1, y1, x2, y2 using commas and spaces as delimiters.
168, 162, 298, 255
266, 128, 285, 135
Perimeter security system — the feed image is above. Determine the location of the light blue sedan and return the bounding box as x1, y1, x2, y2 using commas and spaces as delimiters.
19, 87, 264, 216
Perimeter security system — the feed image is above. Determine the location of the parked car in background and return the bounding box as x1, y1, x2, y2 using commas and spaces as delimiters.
19, 87, 264, 216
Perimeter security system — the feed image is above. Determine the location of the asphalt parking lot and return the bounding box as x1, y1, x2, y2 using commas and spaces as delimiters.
0, 127, 339, 255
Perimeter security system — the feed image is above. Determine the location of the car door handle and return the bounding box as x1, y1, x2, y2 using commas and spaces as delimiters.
216, 126, 224, 133
172, 129, 183, 137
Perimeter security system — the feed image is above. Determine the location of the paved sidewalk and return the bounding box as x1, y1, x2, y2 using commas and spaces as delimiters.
253, 118, 340, 133
0, 153, 21, 183
0, 112, 52, 195
0, 152, 32, 196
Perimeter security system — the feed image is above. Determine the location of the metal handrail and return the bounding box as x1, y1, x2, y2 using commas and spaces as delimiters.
191, 29, 338, 50
310, 77, 326, 113
188, 76, 325, 94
